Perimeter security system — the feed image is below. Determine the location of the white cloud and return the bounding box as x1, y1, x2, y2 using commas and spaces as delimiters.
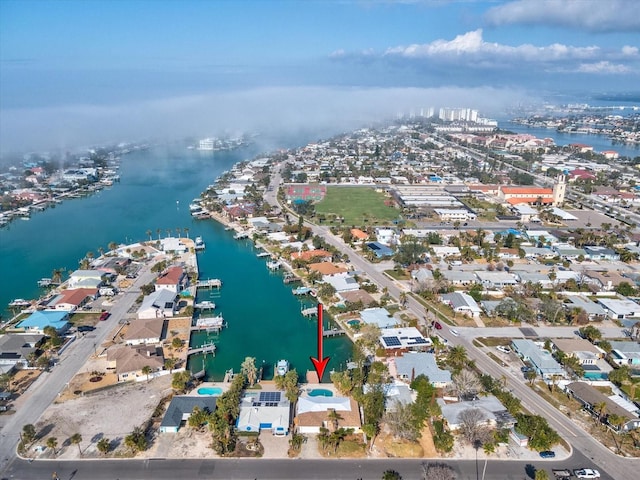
384, 29, 600, 64
485, 0, 640, 32
576, 61, 630, 74
622, 45, 639, 56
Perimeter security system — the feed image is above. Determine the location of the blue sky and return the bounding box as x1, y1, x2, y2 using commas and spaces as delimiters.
1, 0, 639, 152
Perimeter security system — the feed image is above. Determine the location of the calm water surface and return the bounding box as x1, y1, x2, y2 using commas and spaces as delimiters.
0, 142, 353, 380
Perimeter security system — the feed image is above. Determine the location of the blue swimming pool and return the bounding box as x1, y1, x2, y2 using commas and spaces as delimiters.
198, 387, 223, 395
308, 389, 333, 397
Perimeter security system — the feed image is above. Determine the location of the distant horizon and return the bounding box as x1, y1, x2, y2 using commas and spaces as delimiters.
1, 0, 638, 153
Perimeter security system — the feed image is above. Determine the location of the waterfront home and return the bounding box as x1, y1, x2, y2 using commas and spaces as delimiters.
16, 310, 70, 335
359, 307, 398, 329
155, 266, 188, 293
338, 289, 376, 307
308, 262, 348, 276
68, 269, 105, 289
437, 395, 516, 431
296, 396, 362, 434
321, 272, 360, 293
106, 345, 164, 382
439, 292, 482, 318
291, 249, 332, 263
93, 256, 131, 275
46, 288, 98, 312
378, 327, 431, 354
137, 289, 177, 320
236, 390, 291, 436
159, 237, 188, 254
0, 334, 45, 373
565, 382, 640, 433
511, 339, 565, 380
392, 352, 452, 388
123, 318, 164, 346
160, 396, 218, 433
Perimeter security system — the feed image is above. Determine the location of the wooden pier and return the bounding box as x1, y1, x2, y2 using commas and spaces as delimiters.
323, 328, 346, 338
301, 307, 317, 317
234, 232, 249, 240
196, 278, 222, 289
283, 274, 301, 284
188, 342, 216, 356
191, 315, 225, 332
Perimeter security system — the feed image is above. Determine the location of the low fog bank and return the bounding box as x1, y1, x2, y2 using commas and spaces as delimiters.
0, 85, 527, 155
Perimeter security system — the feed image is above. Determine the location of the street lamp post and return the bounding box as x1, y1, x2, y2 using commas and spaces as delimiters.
473, 439, 482, 480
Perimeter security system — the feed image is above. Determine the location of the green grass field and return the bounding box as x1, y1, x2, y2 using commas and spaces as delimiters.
315, 186, 399, 225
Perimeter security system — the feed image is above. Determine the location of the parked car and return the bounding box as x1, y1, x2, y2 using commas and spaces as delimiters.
574, 469, 600, 479
539, 450, 556, 458
433, 322, 442, 330
497, 346, 511, 354
77, 325, 95, 332
521, 366, 533, 373
450, 329, 459, 336
99, 311, 110, 321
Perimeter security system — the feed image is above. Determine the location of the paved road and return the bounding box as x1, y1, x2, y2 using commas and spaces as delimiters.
0, 452, 613, 480
0, 261, 159, 475
307, 225, 640, 480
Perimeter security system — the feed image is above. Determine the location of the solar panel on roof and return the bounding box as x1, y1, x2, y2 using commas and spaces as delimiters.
410, 337, 428, 344
259, 391, 281, 403
383, 336, 401, 347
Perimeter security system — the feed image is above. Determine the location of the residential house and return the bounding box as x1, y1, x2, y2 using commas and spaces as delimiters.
439, 292, 482, 318
137, 289, 177, 320
437, 395, 516, 431
359, 308, 398, 329
308, 262, 348, 276
236, 390, 291, 436
106, 345, 164, 382
0, 334, 44, 372
553, 245, 587, 260
608, 341, 640, 367
159, 237, 188, 254
338, 290, 377, 307
123, 318, 165, 346
440, 270, 478, 287
411, 267, 433, 285
511, 339, 565, 380
350, 228, 369, 241
474, 271, 518, 289
367, 242, 394, 258
296, 396, 362, 434
155, 266, 188, 293
321, 272, 360, 293
393, 352, 452, 388
583, 246, 620, 261
565, 382, 640, 433
551, 338, 604, 364
378, 327, 431, 354
513, 271, 553, 289
431, 246, 461, 259
565, 296, 607, 321
597, 298, 640, 320
16, 311, 70, 335
47, 288, 98, 312
291, 249, 332, 263
584, 271, 627, 292
159, 396, 218, 433
68, 269, 105, 289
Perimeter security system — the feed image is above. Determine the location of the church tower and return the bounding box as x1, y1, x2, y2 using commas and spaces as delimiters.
553, 174, 566, 207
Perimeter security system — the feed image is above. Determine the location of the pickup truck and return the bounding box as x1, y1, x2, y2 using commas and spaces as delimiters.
552, 469, 572, 479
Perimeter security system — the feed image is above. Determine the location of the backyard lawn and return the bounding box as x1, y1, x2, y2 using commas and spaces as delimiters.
315, 186, 399, 225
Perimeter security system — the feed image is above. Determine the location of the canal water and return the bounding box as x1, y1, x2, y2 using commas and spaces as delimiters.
0, 141, 353, 381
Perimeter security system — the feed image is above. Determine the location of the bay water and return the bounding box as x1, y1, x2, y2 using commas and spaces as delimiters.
0, 142, 353, 381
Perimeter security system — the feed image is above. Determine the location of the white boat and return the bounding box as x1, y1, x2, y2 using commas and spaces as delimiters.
9, 299, 31, 307
276, 359, 289, 376
194, 300, 215, 309
195, 236, 206, 250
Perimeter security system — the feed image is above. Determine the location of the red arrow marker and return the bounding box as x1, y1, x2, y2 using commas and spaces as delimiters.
310, 303, 330, 382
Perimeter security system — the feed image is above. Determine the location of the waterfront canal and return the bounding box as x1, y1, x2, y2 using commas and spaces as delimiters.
0, 142, 353, 381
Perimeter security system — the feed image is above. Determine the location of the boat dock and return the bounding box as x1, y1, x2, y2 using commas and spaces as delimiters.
283, 273, 301, 284
196, 278, 222, 289
187, 342, 217, 356
267, 261, 281, 271
323, 328, 346, 338
194, 300, 216, 310
234, 232, 249, 240
191, 315, 225, 332
256, 251, 271, 258
301, 307, 317, 317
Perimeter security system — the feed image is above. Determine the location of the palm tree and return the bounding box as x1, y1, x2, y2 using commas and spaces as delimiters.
51, 268, 64, 285
108, 241, 118, 252
46, 437, 58, 456
176, 227, 182, 238
446, 345, 469, 372
156, 228, 161, 240
164, 358, 176, 373
146, 229, 152, 241
594, 401, 607, 425
70, 433, 82, 456
141, 365, 152, 382
96, 437, 111, 456
184, 227, 190, 239
326, 408, 343, 432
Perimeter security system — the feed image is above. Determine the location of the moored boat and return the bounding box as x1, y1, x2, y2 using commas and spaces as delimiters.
276, 359, 289, 376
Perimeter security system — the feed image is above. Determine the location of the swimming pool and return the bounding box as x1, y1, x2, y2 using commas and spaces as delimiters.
347, 320, 360, 326
197, 387, 223, 395
308, 388, 333, 397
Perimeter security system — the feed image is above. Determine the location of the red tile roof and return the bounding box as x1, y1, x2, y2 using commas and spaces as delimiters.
156, 266, 184, 285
